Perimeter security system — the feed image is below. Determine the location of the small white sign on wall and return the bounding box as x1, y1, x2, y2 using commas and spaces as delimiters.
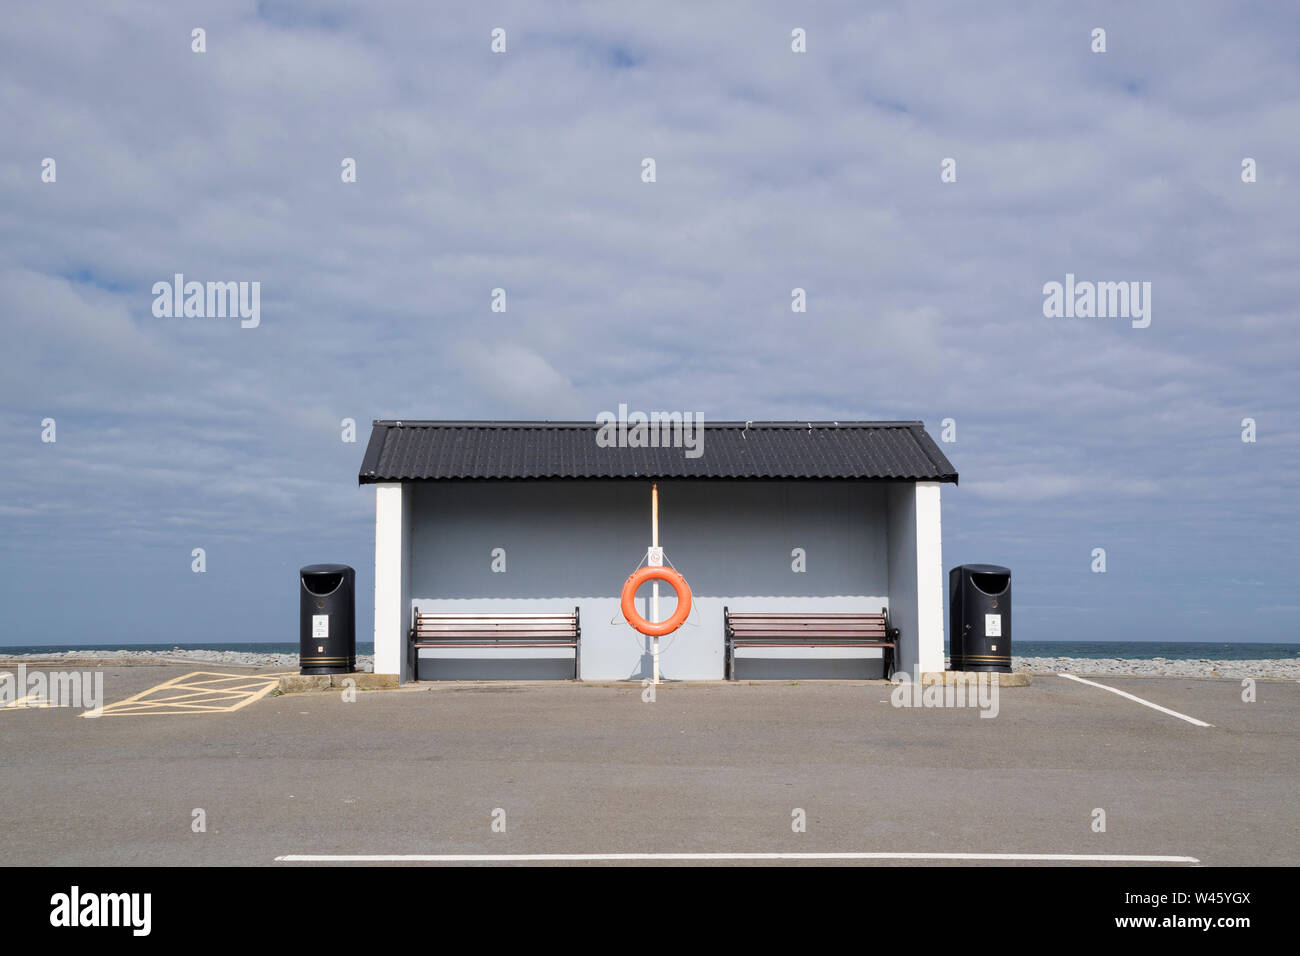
647, 547, 664, 567
312, 614, 329, 638
985, 613, 1002, 637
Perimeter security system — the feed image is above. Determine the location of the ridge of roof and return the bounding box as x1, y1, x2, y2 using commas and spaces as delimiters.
370, 420, 926, 428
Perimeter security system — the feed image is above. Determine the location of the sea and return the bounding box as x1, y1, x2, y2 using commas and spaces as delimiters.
0, 641, 1298, 660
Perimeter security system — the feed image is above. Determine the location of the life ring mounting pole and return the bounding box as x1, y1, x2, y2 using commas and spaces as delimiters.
651, 482, 660, 685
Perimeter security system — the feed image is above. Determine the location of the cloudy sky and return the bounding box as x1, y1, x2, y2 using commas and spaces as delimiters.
2, 1, 1296, 647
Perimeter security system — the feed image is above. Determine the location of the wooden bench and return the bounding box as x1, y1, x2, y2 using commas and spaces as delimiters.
724, 608, 899, 680
408, 608, 580, 681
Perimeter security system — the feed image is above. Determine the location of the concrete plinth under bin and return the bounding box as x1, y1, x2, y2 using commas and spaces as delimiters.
278, 672, 399, 695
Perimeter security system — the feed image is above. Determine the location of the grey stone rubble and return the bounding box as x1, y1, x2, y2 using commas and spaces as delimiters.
0, 648, 375, 672
1010, 656, 1300, 680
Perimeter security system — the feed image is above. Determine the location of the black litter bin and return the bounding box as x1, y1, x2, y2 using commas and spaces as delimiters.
300, 564, 355, 675
949, 564, 1011, 673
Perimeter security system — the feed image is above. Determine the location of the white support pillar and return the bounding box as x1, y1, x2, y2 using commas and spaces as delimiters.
888, 480, 946, 680
913, 481, 945, 677
373, 482, 411, 682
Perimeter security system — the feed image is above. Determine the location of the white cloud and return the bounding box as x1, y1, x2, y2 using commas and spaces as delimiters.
0, 0, 1296, 642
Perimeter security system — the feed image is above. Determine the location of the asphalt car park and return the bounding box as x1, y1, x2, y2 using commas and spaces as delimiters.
0, 664, 1295, 866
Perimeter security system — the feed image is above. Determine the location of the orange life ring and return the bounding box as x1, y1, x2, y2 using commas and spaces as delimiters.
620, 566, 692, 637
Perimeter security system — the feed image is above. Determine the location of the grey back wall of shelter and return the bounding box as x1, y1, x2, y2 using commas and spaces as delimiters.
408, 479, 894, 680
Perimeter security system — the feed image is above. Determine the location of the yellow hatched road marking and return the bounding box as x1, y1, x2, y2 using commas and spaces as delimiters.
184, 676, 274, 688
2, 693, 53, 709
103, 703, 232, 713
84, 671, 294, 718
148, 687, 265, 702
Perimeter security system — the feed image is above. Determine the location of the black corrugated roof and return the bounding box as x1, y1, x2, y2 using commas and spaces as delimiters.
358, 421, 957, 483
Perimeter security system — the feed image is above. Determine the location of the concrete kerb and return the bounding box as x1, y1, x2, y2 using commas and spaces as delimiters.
277, 673, 399, 695
277, 676, 1028, 694
922, 671, 1033, 688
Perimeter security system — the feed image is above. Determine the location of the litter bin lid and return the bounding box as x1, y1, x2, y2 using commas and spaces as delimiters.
301, 563, 353, 575
958, 563, 1010, 574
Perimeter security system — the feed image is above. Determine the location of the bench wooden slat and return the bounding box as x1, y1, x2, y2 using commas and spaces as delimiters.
728, 626, 886, 633
415, 636, 578, 642
727, 617, 887, 623
416, 621, 579, 629
415, 623, 577, 631
730, 636, 887, 643
729, 621, 885, 628
413, 624, 572, 632
729, 618, 887, 624
728, 616, 889, 624
418, 621, 577, 629
728, 632, 889, 639
415, 635, 578, 642
415, 626, 574, 632
733, 642, 894, 649
414, 612, 576, 619
727, 625, 887, 634
416, 642, 579, 650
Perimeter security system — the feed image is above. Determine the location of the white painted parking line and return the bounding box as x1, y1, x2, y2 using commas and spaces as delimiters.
275, 851, 1200, 864
1058, 673, 1212, 727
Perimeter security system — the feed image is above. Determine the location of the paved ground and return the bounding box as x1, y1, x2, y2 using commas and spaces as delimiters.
1, 663, 1295, 865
